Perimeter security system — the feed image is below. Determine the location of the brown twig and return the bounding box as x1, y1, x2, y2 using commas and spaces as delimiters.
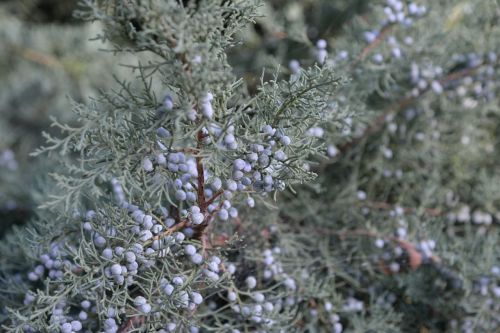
196, 131, 207, 214
145, 220, 188, 246
193, 200, 226, 256
13, 44, 64, 69
178, 147, 200, 155
117, 316, 145, 333
349, 24, 393, 69
206, 189, 224, 206
201, 232, 212, 257
315, 227, 441, 269
363, 201, 444, 217
333, 63, 485, 158
338, 96, 413, 154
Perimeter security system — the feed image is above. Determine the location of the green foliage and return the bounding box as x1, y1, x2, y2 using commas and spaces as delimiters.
0, 0, 499, 332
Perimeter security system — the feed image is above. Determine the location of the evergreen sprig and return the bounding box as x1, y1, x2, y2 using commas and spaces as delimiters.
0, 0, 499, 332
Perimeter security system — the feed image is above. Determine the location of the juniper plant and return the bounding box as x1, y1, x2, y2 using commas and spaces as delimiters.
1, 0, 499, 332
1, 0, 342, 332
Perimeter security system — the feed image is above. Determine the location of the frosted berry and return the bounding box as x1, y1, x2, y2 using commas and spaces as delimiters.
184, 244, 197, 256
246, 276, 257, 289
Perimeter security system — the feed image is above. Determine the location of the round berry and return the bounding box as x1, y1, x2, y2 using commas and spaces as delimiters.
143, 158, 154, 172
81, 300, 91, 309
173, 232, 185, 242
280, 136, 291, 145
191, 253, 203, 264
228, 291, 237, 302
246, 276, 257, 289
102, 248, 113, 260
233, 159, 245, 170
122, 252, 135, 265
253, 292, 265, 303
79, 311, 88, 320
61, 323, 73, 333
175, 190, 187, 201
94, 235, 106, 248
163, 283, 175, 295
134, 296, 147, 306
83, 222, 92, 231
218, 209, 229, 221
110, 264, 122, 276
190, 292, 203, 305
317, 39, 327, 49
140, 303, 152, 314
191, 212, 204, 225
71, 320, 83, 331
184, 245, 197, 256
157, 127, 171, 138
173, 276, 184, 285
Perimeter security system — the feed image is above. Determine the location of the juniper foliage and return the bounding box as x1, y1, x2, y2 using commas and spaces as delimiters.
1, 0, 499, 332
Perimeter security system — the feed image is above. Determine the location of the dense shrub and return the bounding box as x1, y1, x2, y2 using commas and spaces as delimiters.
1, 0, 499, 332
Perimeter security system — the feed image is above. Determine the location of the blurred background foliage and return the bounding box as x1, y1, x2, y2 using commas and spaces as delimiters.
0, 0, 137, 235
